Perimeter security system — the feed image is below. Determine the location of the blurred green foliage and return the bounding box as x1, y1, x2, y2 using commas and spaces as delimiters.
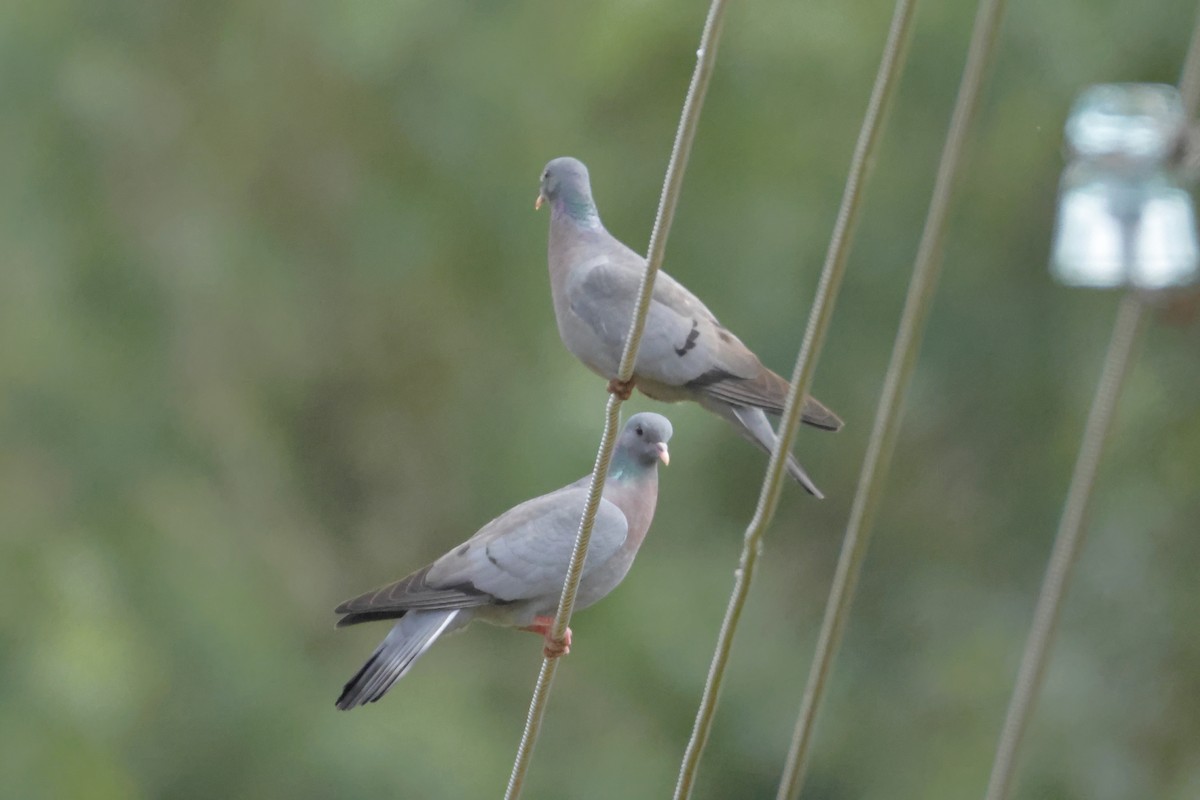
3, 0, 1199, 798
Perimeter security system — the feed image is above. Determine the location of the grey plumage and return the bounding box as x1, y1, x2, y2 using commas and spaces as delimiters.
334, 412, 673, 710
536, 156, 842, 498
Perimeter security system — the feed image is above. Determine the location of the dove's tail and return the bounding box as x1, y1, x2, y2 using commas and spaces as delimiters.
708, 402, 826, 499
336, 609, 461, 710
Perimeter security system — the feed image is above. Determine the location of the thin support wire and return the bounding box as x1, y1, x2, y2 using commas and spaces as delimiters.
671, 1, 919, 797
775, 0, 1011, 795
1180, 6, 1200, 116
983, 10, 1200, 798
502, 1, 731, 797
982, 294, 1146, 800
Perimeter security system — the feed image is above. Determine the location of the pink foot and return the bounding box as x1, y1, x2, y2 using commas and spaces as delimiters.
520, 616, 573, 659
606, 377, 635, 401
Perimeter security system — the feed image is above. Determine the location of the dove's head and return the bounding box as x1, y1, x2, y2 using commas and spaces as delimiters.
535, 157, 596, 221
616, 412, 673, 470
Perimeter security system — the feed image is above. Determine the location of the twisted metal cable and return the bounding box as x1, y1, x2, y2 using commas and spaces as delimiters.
503, 1, 731, 796
1180, 8, 1200, 115
671, 0, 919, 794
982, 294, 1146, 800
770, 0, 1011, 795
984, 11, 1200, 798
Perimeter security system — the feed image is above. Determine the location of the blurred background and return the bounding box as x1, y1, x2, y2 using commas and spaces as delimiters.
3, 1, 1199, 797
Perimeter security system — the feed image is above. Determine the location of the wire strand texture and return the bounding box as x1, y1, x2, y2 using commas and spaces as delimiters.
983, 10, 1200, 798
982, 295, 1146, 800
502, 1, 731, 797
775, 0, 1012, 794
671, 0, 918, 796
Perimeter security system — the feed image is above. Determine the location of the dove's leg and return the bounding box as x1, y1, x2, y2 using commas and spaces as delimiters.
606, 377, 636, 401
520, 616, 574, 658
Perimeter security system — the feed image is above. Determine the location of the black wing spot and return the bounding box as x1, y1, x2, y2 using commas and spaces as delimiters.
686, 367, 738, 389
717, 328, 733, 343
443, 577, 516, 606
456, 544, 470, 556
336, 609, 411, 628
485, 544, 501, 568
675, 319, 700, 357
443, 580, 492, 598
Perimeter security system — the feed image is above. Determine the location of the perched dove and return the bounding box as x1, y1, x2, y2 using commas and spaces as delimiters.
536, 157, 842, 498
334, 412, 673, 710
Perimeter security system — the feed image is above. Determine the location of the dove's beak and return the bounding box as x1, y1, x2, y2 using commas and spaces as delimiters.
655, 442, 670, 466
534, 192, 545, 211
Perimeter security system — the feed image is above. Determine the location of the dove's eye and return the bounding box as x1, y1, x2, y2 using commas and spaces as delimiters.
635, 425, 644, 436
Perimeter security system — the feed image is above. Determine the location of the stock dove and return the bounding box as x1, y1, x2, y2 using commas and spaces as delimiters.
334, 412, 672, 710
536, 156, 842, 498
